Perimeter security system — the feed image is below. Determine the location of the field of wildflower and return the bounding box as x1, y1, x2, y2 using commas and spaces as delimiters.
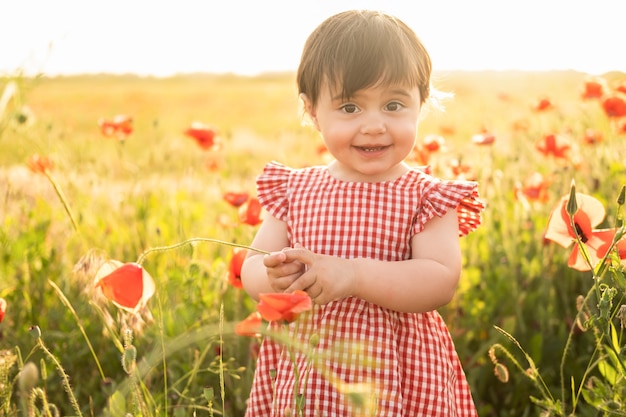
1, 70, 626, 416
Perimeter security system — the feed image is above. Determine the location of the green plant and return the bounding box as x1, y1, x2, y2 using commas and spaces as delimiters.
489, 183, 626, 416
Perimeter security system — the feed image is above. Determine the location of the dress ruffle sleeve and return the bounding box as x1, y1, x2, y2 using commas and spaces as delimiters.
256, 161, 290, 221
414, 176, 485, 237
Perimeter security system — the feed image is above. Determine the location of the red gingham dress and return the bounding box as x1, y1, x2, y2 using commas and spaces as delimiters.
246, 161, 484, 417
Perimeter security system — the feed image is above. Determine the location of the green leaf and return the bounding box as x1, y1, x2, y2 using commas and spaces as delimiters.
108, 391, 127, 415
611, 322, 620, 353
598, 359, 618, 385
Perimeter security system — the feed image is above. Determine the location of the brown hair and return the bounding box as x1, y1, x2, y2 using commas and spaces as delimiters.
297, 10, 432, 108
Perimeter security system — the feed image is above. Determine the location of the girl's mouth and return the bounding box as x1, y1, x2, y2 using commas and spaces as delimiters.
356, 145, 389, 152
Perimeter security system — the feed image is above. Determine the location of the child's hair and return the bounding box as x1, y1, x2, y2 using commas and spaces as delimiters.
297, 10, 432, 108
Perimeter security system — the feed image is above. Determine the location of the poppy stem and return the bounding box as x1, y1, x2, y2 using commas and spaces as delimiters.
44, 170, 80, 233
48, 279, 107, 382
135, 237, 270, 265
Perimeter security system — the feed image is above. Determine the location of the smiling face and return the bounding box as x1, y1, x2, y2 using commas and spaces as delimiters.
302, 81, 422, 182
296, 10, 432, 182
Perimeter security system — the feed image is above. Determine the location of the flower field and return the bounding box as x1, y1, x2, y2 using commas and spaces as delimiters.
1, 70, 626, 416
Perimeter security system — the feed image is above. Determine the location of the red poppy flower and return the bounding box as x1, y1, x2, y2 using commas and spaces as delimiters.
26, 154, 54, 174
204, 152, 225, 172
514, 172, 551, 203
580, 228, 626, 271
581, 79, 605, 99
409, 144, 431, 166
256, 290, 312, 323
448, 159, 476, 181
184, 121, 218, 150
616, 83, 626, 95
98, 115, 133, 140
535, 134, 571, 159
511, 118, 530, 132
316, 144, 332, 164
619, 119, 626, 134
422, 134, 445, 152
533, 97, 554, 112
223, 191, 249, 208
602, 96, 626, 118
566, 228, 623, 271
0, 297, 6, 323
239, 197, 264, 226
544, 193, 608, 271
438, 123, 456, 136
235, 311, 263, 337
545, 193, 605, 248
228, 249, 247, 289
94, 261, 156, 311
471, 131, 496, 146
582, 129, 603, 145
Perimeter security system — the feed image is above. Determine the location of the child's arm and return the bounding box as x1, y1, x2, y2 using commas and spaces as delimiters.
240, 214, 306, 301
282, 210, 462, 313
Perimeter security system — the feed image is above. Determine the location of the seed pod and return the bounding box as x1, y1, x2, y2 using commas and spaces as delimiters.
29, 325, 41, 339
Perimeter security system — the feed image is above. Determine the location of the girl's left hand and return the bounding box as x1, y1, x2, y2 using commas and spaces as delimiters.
281, 244, 355, 305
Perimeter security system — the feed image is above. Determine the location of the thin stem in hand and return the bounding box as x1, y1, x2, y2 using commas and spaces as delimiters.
136, 237, 270, 265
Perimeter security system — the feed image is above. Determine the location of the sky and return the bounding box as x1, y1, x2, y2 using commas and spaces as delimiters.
1, 0, 625, 77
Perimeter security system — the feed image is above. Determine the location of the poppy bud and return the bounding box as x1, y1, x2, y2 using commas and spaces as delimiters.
203, 387, 214, 403
122, 345, 137, 374
494, 363, 509, 383
39, 358, 47, 381
18, 362, 39, 393
309, 333, 320, 348
618, 185, 626, 206
566, 181, 578, 216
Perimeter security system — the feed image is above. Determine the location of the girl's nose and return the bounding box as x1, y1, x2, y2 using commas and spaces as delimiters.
360, 112, 386, 135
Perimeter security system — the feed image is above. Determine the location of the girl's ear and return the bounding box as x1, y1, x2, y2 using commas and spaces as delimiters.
299, 93, 319, 130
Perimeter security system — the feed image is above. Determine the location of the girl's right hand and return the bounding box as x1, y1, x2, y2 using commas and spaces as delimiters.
263, 249, 307, 292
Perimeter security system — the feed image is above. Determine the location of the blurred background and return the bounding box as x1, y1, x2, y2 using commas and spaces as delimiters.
2, 0, 625, 77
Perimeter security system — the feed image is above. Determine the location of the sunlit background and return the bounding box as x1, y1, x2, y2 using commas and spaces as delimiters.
1, 0, 625, 77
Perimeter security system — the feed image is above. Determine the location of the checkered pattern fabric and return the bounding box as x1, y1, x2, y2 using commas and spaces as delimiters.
245, 162, 484, 417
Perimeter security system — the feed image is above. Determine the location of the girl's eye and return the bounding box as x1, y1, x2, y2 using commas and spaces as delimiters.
340, 104, 359, 114
385, 101, 404, 111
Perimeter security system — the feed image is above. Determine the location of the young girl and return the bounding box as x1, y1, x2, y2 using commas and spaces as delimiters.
241, 9, 484, 417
